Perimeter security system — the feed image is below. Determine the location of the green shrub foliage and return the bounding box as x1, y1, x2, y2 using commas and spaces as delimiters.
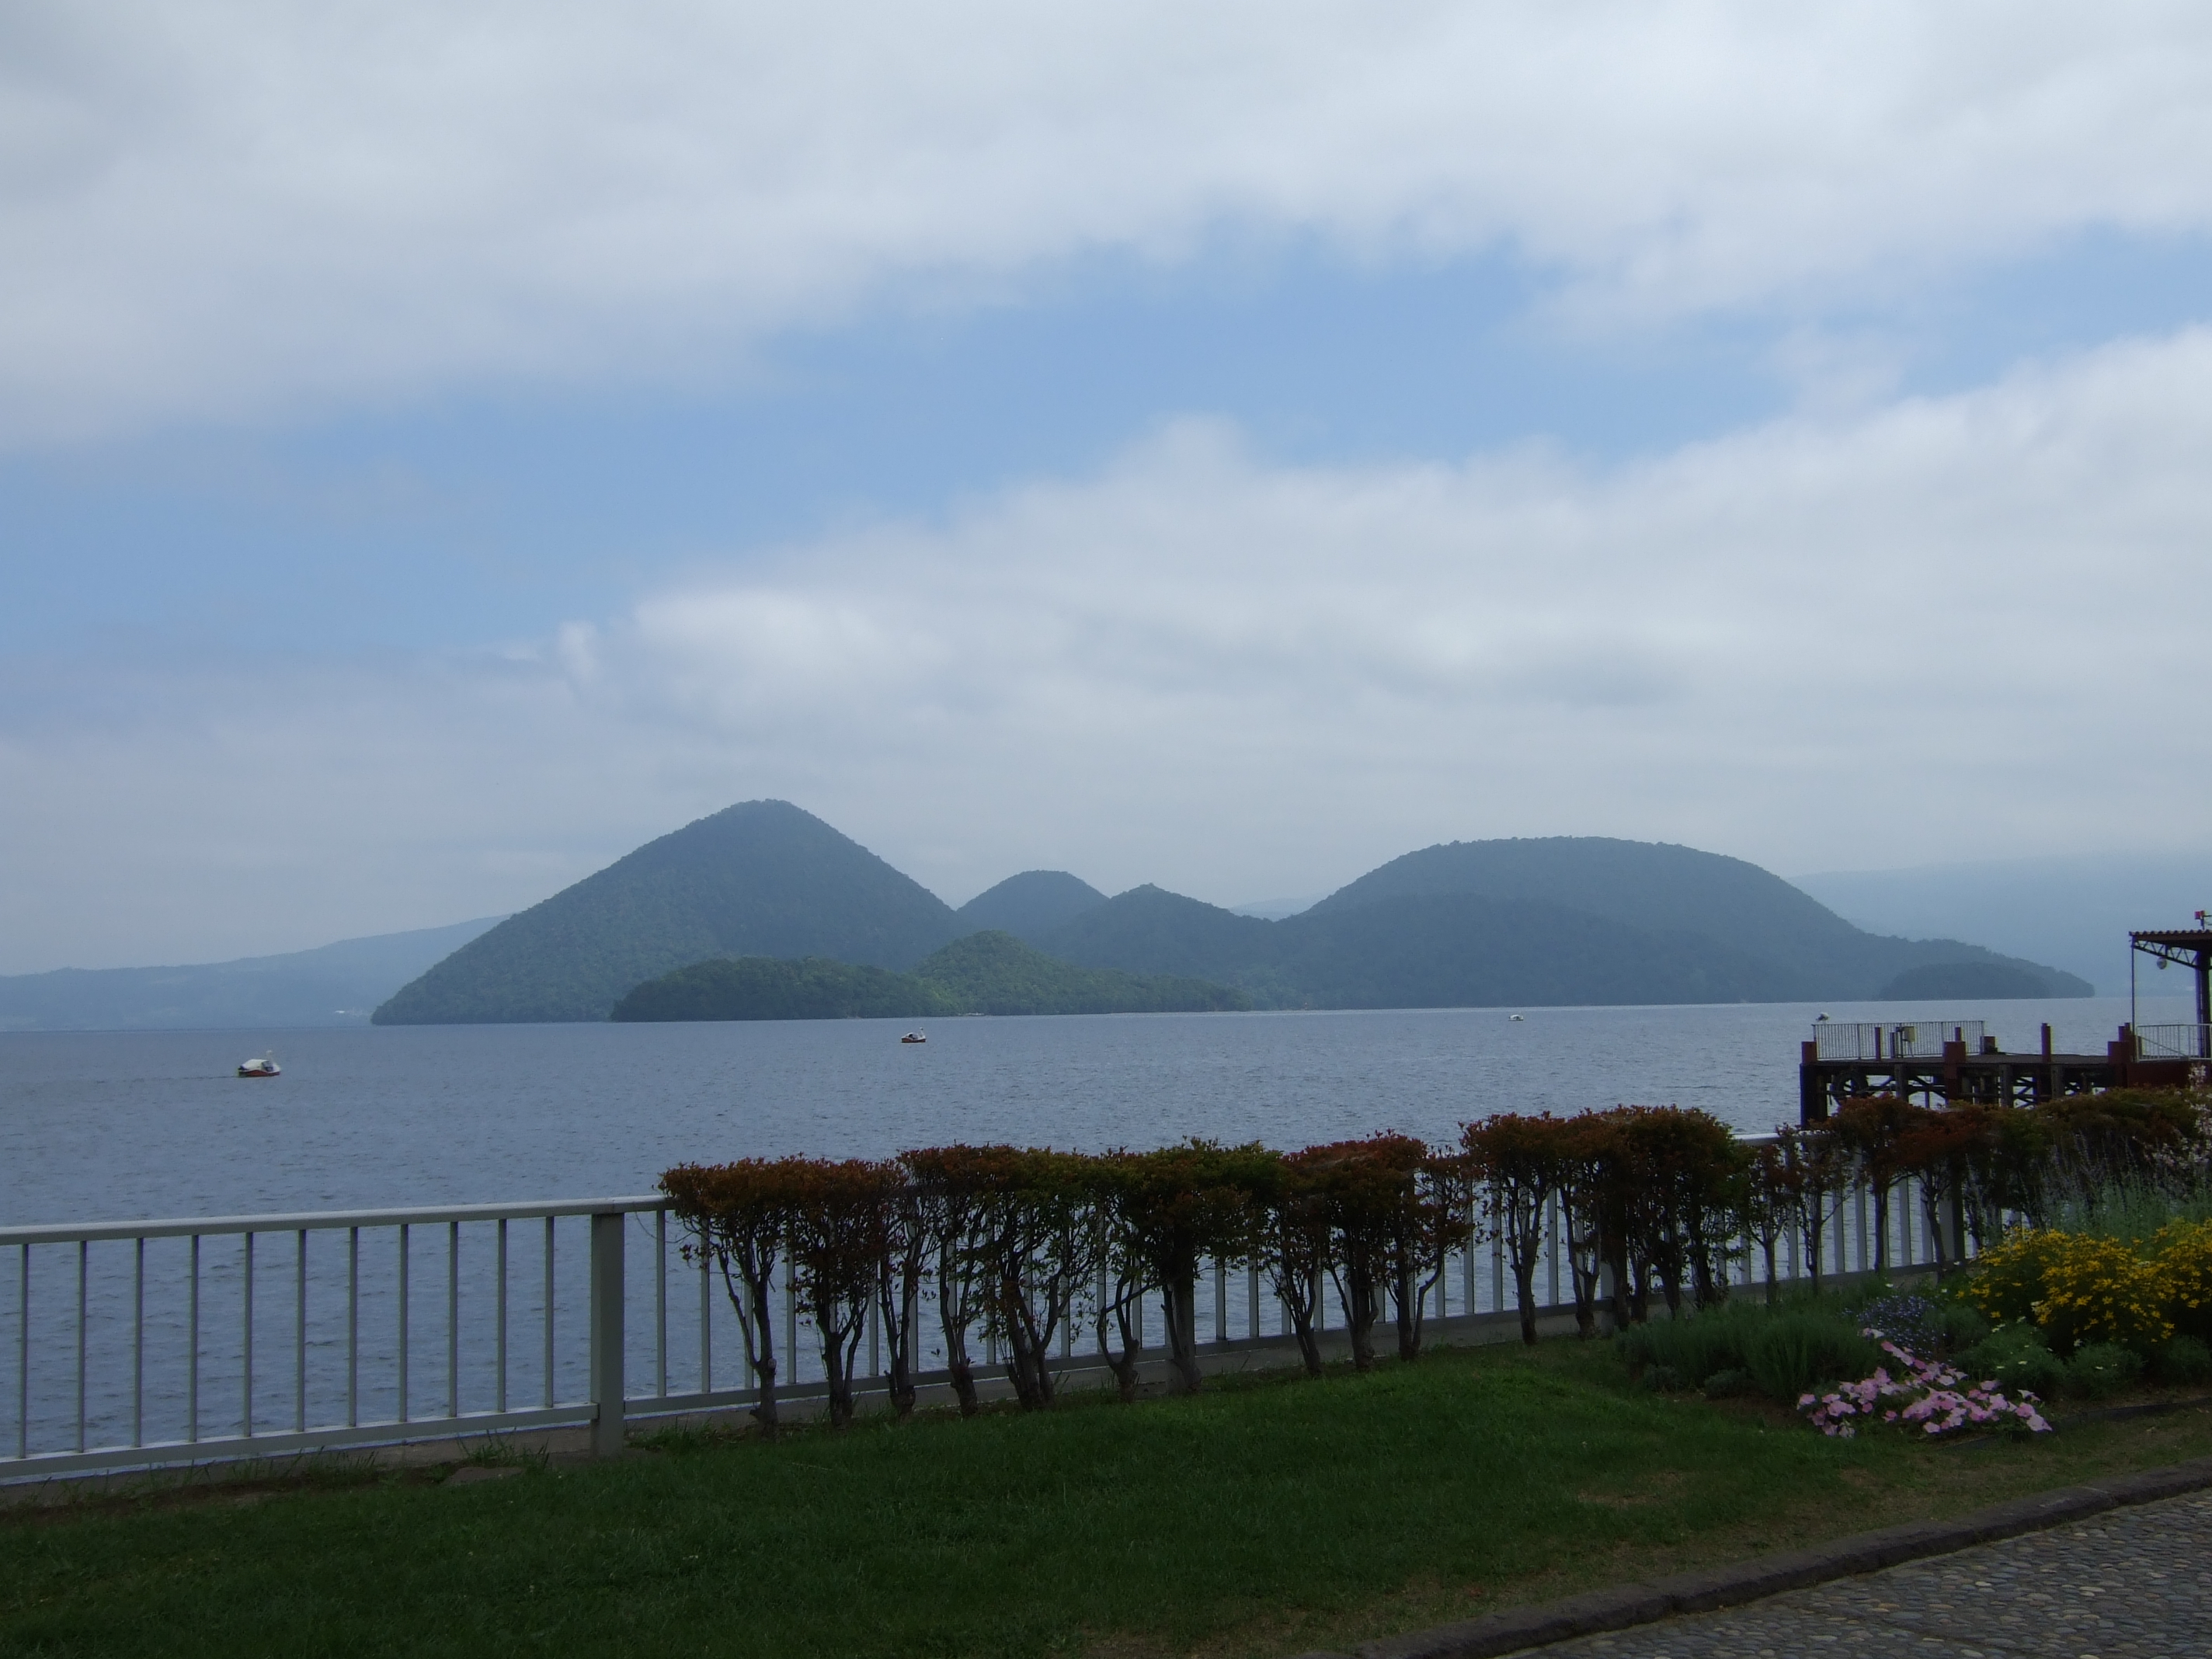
1958, 1325, 2067, 1399
658, 1083, 2209, 1430
2066, 1341, 2144, 1400
1745, 1312, 1881, 1403
2154, 1334, 2212, 1387
1612, 1300, 1876, 1404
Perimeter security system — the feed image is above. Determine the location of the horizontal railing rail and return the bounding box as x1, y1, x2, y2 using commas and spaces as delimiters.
0, 1196, 666, 1249
4, 1157, 1973, 1484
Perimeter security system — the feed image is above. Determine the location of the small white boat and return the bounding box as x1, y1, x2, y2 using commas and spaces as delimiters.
1508, 1014, 1525, 1022
900, 1031, 927, 1045
238, 1052, 281, 1077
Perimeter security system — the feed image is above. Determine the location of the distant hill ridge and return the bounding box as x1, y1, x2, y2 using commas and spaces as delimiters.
1032, 840, 2091, 1008
0, 917, 504, 1033
611, 930, 1247, 1021
373, 803, 2092, 1024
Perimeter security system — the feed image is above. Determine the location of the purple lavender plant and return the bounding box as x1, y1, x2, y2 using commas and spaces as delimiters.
1855, 1290, 1943, 1355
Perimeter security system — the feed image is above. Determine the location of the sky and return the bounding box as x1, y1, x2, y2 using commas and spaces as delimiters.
5, 2, 2212, 973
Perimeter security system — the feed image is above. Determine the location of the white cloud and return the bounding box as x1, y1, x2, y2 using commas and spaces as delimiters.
5, 327, 2209, 970
6, 2, 2212, 435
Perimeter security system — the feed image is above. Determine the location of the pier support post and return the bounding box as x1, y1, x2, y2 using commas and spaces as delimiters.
1799, 1041, 1824, 1124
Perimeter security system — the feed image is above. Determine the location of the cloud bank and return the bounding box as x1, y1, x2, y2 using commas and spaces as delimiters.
9, 2, 2212, 435
5, 328, 2208, 971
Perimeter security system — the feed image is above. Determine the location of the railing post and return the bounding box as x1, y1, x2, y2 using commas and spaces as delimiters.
589, 1211, 625, 1457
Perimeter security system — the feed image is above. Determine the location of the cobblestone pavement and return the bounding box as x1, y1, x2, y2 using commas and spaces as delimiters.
1534, 1490, 2212, 1658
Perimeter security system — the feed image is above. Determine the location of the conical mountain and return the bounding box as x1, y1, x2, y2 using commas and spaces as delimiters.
374, 801, 958, 1024
953, 870, 1107, 944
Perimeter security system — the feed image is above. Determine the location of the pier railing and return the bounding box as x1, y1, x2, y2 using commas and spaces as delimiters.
3, 1148, 1974, 1483
1811, 1020, 1985, 1063
2136, 1023, 2212, 1062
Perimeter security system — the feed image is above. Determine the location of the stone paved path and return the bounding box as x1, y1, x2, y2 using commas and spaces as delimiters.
1533, 1489, 2212, 1657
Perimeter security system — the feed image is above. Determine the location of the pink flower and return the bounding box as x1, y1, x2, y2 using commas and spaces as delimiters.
1798, 1336, 2052, 1441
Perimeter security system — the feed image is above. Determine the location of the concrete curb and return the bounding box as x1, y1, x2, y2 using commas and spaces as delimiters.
1287, 1454, 2212, 1659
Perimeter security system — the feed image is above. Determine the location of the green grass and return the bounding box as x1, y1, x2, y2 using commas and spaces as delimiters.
7, 1342, 2212, 1659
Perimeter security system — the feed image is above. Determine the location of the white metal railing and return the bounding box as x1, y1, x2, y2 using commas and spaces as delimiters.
3, 1157, 1966, 1483
2136, 1024, 2212, 1061
3, 1198, 652, 1480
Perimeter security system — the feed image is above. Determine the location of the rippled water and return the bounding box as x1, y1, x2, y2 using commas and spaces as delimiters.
2, 992, 2188, 1462
0, 993, 2169, 1226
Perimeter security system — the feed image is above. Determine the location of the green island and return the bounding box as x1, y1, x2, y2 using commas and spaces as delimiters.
373, 799, 2092, 1024
610, 928, 1249, 1020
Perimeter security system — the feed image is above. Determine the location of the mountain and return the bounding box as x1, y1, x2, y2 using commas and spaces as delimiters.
1033, 885, 1784, 1008
1792, 852, 2211, 995
1304, 837, 2090, 1001
1874, 962, 2054, 1001
911, 930, 1246, 1014
1031, 839, 2091, 1009
375, 802, 961, 1024
611, 958, 953, 1022
610, 930, 1247, 1021
953, 870, 1107, 943
1033, 885, 1278, 979
379, 809, 2094, 1024
0, 917, 504, 1032
1271, 894, 1789, 1008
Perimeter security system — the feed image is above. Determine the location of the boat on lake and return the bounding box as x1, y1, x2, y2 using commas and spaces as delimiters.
900, 1031, 927, 1045
237, 1052, 281, 1077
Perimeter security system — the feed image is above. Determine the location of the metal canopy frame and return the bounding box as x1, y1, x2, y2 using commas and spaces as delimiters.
2129, 916, 2212, 1038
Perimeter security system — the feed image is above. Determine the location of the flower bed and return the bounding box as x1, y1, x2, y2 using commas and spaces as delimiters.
1960, 1220, 2212, 1358
1800, 1336, 2050, 1439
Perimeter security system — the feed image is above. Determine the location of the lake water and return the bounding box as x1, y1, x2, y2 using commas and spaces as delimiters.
1, 993, 2179, 1227
4, 991, 2195, 1462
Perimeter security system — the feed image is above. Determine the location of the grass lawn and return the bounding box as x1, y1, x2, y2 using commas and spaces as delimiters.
5, 1341, 2210, 1658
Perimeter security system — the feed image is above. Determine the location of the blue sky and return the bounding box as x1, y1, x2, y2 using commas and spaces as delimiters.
13, 228, 2212, 654
4, 3, 2212, 971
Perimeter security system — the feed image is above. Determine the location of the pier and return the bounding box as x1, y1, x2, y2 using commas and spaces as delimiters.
1799, 923, 2212, 1123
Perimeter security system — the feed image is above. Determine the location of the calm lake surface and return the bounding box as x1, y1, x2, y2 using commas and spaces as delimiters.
2, 994, 2179, 1226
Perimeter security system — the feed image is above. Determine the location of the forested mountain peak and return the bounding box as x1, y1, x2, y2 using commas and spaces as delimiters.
954, 870, 1107, 944
1309, 836, 1859, 964
374, 800, 958, 1024
376, 810, 2091, 1024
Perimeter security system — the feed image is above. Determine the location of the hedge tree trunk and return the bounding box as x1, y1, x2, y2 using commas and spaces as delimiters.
1289, 1300, 1324, 1375
878, 1277, 920, 1422
934, 1236, 982, 1417
722, 1258, 779, 1436
1162, 1275, 1202, 1394
1511, 1254, 1539, 1346
819, 1307, 865, 1428
1393, 1256, 1424, 1362
1563, 1212, 1603, 1339
1264, 1239, 1329, 1378
1340, 1259, 1379, 1372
